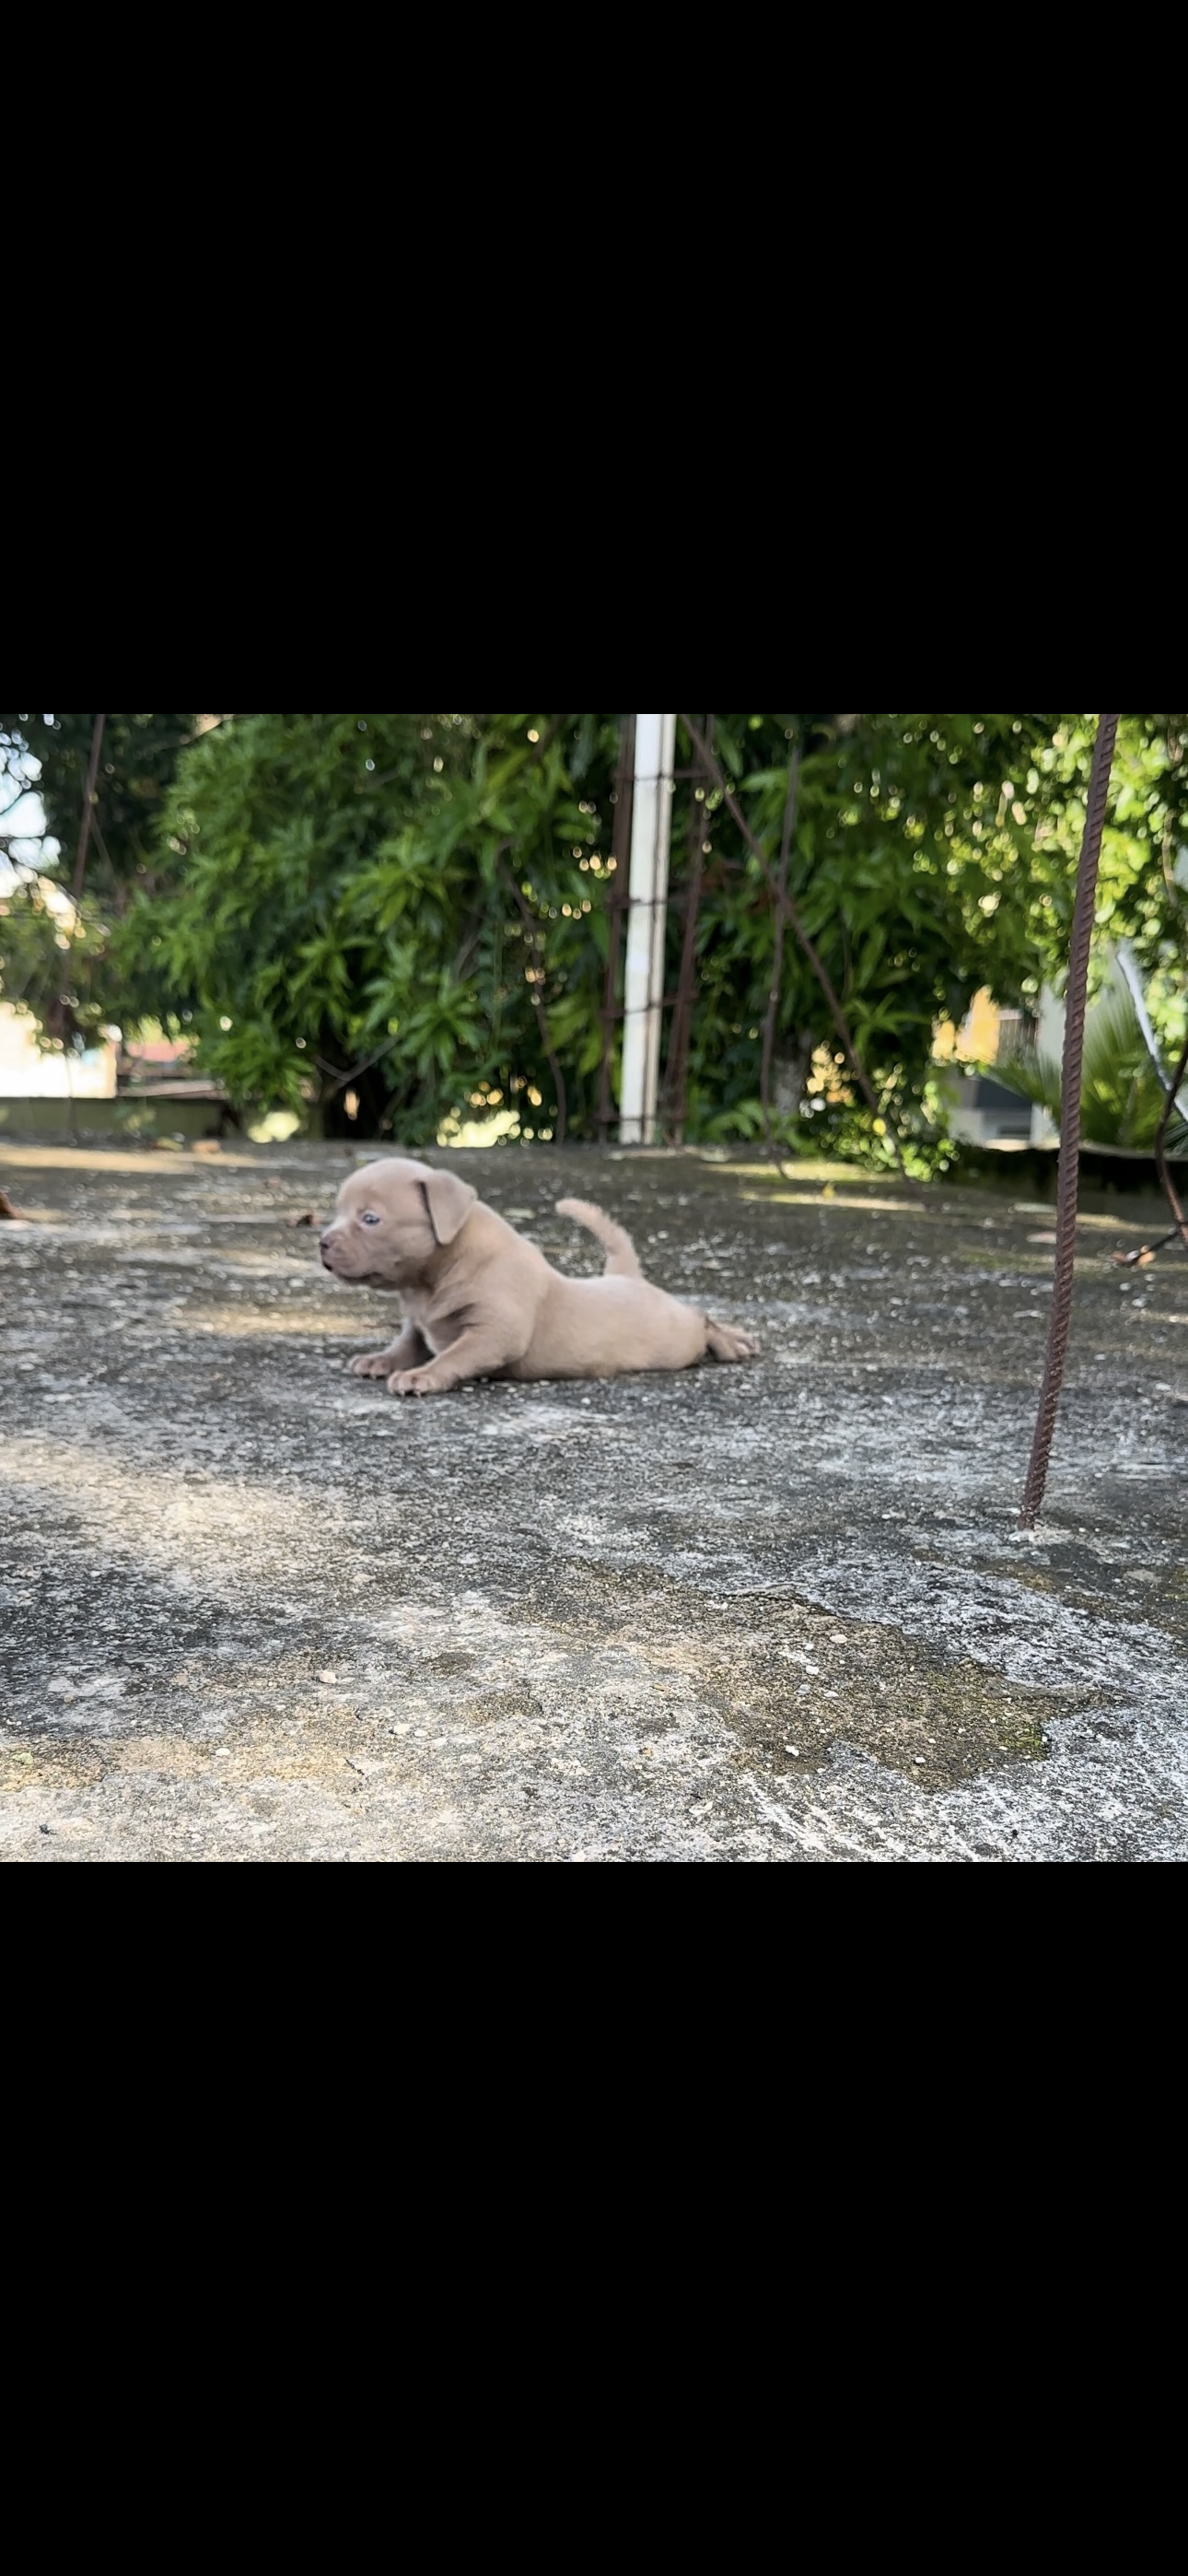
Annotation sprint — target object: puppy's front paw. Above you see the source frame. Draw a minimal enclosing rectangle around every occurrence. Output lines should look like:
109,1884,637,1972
388,1367,447,1398
347,1352,395,1377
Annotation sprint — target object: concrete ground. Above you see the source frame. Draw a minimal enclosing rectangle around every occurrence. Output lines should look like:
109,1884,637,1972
2,1138,1185,1864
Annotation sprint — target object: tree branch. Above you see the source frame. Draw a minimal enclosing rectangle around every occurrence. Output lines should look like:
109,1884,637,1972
315,1035,401,1101
496,852,567,1146
680,711,905,1171
71,714,106,905
760,734,800,1153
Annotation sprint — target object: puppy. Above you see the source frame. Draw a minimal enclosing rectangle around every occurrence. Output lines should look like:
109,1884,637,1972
320,1158,757,1398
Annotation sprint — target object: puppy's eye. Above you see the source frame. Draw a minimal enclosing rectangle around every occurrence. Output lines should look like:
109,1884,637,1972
359,1211,381,1226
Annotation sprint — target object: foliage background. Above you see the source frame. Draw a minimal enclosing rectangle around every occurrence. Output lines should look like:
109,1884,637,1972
3,710,1185,1155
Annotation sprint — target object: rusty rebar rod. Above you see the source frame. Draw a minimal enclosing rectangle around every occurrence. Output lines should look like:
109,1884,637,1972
1019,713,1119,1529
1152,1021,1188,1253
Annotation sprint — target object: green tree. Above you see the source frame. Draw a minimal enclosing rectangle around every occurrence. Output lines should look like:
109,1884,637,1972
114,712,621,1138
6,710,1184,1153
0,710,201,1044
676,711,1188,1153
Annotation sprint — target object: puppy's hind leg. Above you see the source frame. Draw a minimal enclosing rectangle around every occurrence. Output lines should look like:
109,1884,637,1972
705,1316,759,1364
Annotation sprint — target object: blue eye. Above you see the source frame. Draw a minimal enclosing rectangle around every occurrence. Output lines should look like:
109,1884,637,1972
360,1211,381,1226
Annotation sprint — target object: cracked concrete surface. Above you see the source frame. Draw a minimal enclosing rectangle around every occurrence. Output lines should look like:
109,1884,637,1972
2,1139,1185,1862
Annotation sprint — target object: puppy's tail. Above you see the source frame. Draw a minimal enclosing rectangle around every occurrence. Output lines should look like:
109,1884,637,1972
555,1197,642,1278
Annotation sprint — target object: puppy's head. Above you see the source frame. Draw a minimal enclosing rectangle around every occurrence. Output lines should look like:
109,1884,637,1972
320,1159,476,1286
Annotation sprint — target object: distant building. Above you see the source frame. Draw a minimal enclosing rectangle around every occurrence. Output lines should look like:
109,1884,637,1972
933,987,1060,1151
0,1004,117,1097
0,1008,227,1128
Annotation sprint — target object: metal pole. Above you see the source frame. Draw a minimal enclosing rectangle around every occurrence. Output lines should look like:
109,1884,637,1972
619,712,675,1144
1019,713,1119,1528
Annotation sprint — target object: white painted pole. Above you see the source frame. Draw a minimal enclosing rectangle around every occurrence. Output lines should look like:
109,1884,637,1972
618,711,676,1143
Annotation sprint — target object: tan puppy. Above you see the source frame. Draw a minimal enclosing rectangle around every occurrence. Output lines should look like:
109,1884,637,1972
320,1157,757,1397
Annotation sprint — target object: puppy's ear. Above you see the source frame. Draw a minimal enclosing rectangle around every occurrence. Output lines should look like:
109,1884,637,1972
420,1169,477,1245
